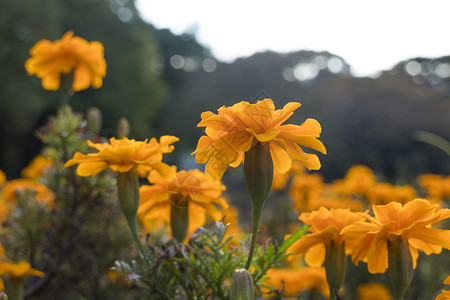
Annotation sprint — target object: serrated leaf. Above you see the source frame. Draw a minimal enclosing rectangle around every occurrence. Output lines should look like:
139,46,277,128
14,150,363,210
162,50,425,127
277,225,310,255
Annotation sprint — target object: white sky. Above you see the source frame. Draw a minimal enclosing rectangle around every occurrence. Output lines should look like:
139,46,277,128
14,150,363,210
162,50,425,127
135,0,450,77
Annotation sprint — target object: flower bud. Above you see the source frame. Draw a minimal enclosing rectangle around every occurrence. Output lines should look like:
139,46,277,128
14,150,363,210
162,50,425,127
117,117,130,138
170,203,189,242
0,292,8,300
86,107,103,135
117,172,140,218
387,236,413,300
243,142,273,205
117,171,144,253
230,269,254,300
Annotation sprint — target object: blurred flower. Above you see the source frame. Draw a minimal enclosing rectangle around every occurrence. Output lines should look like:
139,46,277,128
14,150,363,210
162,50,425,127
193,98,326,180
272,161,305,191
262,267,329,298
65,136,178,178
288,207,363,295
0,201,8,224
357,282,392,300
289,173,324,211
25,31,106,91
342,199,450,274
435,276,450,300
307,195,363,212
1,179,54,206
0,262,44,279
138,167,229,241
0,244,5,260
332,165,377,196
418,174,450,202
0,171,5,186
288,207,363,267
367,183,417,205
21,156,52,180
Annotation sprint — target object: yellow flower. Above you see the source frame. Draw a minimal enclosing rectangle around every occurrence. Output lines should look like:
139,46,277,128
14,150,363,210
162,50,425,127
138,167,229,240
21,156,52,180
0,244,5,260
263,267,329,298
332,165,377,196
272,161,305,190
367,183,417,205
307,195,363,212
435,276,450,300
0,200,8,223
287,207,364,267
342,199,450,274
65,136,179,178
0,262,44,279
289,173,324,211
0,170,5,186
357,282,393,300
193,98,326,180
25,31,106,91
418,174,450,202
1,179,54,206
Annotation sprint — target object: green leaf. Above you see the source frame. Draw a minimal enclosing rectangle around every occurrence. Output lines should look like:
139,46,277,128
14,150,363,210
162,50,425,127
277,225,310,255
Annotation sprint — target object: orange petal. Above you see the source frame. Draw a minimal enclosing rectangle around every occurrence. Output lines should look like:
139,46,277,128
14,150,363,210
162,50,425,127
305,243,326,267
269,142,292,173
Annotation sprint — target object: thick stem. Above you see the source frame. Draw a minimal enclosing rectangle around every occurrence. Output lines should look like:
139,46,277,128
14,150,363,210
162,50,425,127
245,200,265,270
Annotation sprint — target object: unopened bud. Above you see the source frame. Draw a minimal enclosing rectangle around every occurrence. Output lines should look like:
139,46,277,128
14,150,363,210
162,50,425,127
117,117,130,138
230,269,254,300
243,142,273,204
324,240,347,297
388,236,413,300
86,107,103,135
0,291,8,300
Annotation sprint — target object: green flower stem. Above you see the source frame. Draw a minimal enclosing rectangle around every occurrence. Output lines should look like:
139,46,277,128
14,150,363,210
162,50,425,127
7,278,24,300
117,172,145,254
243,142,273,270
245,200,265,270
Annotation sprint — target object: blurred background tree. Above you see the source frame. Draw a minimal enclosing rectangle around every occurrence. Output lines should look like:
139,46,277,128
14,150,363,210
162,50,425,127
1,0,449,183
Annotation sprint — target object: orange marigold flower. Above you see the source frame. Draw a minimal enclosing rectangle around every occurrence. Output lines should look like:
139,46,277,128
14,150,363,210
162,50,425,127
21,155,52,180
435,276,450,300
0,170,5,186
0,200,8,224
25,31,106,91
0,262,44,279
64,136,179,178
138,167,229,240
367,183,417,205
332,165,377,196
287,207,364,267
289,173,324,211
0,244,5,260
1,179,55,206
192,98,326,180
307,195,363,212
262,267,329,298
418,174,450,202
357,282,392,300
342,199,450,274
